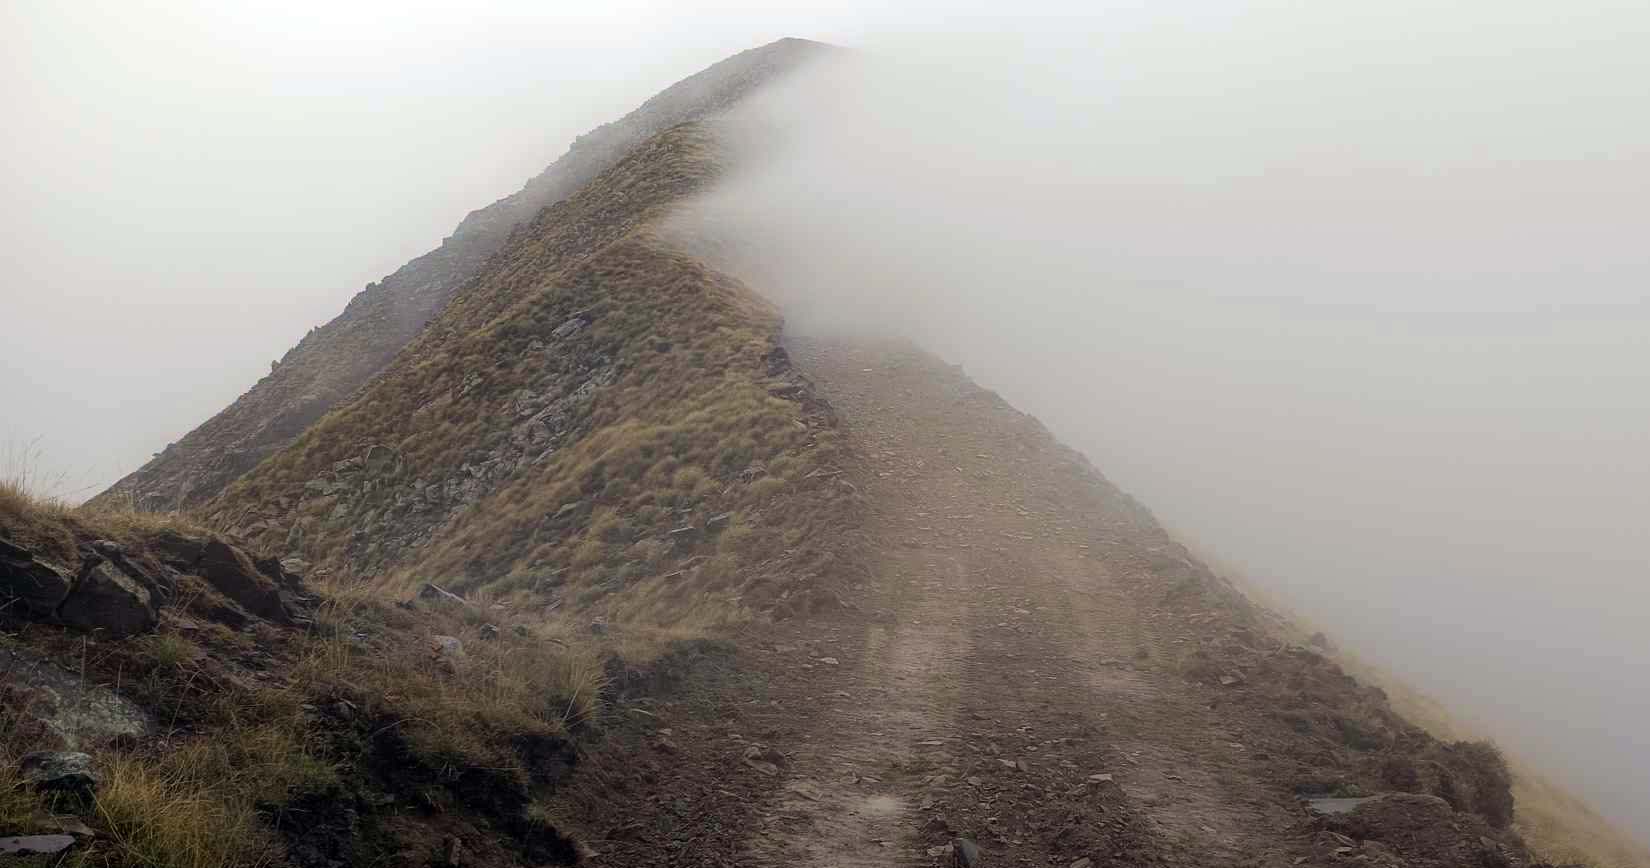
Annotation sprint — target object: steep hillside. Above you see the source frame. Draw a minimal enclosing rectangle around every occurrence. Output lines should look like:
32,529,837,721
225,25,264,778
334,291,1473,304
201,123,857,628
91,37,829,514
2,103,862,868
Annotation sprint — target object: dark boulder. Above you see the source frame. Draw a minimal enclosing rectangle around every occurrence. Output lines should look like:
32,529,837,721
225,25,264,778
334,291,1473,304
83,541,174,605
57,561,157,637
197,540,291,623
19,751,98,797
150,529,208,572
0,537,74,616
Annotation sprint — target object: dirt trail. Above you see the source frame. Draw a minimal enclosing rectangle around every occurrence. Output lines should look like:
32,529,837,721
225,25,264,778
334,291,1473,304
737,338,1305,867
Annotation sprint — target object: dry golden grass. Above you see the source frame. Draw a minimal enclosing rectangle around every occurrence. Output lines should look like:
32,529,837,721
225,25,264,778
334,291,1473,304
86,752,281,868
2,442,217,568
205,135,858,638
295,584,607,777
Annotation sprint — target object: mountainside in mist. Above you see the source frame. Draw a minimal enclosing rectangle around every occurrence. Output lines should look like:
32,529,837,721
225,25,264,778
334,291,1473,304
90,37,829,515
4,37,1643,868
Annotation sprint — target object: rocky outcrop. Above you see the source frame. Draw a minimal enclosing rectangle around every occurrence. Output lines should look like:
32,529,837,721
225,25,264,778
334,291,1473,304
0,537,73,615
56,561,157,638
91,38,831,514
0,530,303,638
197,539,293,623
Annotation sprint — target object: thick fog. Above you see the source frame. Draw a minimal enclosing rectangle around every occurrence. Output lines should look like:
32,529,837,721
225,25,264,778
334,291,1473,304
4,0,1645,841
682,8,1650,836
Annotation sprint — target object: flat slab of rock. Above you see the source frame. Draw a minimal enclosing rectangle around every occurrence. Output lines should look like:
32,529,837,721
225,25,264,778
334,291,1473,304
0,835,76,856
2,645,151,750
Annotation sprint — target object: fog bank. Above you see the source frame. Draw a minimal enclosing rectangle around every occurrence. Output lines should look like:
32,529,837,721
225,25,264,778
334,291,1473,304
683,11,1650,835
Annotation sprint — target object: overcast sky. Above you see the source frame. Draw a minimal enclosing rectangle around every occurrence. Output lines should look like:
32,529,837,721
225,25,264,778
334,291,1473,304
675,1,1650,838
4,0,1647,844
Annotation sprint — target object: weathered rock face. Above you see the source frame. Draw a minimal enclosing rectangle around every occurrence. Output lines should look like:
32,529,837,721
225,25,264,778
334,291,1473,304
90,38,832,514
0,537,73,615
0,644,152,749
0,531,304,638
56,561,157,638
198,539,292,623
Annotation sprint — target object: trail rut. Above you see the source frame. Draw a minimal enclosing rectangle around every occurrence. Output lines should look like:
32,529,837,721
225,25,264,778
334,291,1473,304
736,338,1303,867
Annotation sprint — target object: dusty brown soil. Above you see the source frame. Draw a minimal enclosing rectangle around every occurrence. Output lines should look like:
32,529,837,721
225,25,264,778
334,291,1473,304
548,338,1540,868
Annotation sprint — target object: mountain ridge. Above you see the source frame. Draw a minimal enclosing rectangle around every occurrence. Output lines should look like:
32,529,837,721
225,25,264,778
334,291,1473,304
4,37,1640,868
90,37,832,515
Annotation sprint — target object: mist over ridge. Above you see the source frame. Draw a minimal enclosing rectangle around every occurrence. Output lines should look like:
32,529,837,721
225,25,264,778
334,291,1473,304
679,18,1650,834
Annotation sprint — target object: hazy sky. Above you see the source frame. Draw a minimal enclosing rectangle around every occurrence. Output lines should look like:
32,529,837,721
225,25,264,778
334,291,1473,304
5,0,1647,843
0,0,908,495
677,2,1650,837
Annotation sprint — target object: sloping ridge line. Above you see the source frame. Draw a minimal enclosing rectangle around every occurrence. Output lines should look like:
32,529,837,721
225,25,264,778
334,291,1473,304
90,37,830,513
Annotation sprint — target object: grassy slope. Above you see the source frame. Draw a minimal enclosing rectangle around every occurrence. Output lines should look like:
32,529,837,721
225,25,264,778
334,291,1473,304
206,123,859,633
4,120,863,868
2,476,615,867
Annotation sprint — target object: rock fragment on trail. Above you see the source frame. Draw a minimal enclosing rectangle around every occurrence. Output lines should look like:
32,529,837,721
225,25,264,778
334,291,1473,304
950,836,981,867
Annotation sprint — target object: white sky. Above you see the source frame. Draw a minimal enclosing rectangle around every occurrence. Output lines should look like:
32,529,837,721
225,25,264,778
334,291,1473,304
0,0,905,495
4,0,1648,841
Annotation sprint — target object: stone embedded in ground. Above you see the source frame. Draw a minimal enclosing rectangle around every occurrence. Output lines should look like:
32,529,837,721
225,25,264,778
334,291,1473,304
742,746,784,776
19,751,98,796
0,537,73,615
950,837,981,867
1,645,151,749
57,561,157,637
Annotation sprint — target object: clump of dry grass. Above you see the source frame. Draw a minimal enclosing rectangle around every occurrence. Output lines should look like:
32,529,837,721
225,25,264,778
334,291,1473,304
2,438,217,570
295,585,606,778
88,752,281,868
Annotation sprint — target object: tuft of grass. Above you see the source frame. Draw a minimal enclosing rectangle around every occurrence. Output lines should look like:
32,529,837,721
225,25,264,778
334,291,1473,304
294,588,607,776
144,633,198,669
89,753,280,868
